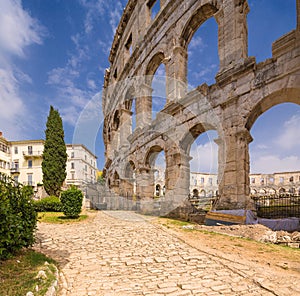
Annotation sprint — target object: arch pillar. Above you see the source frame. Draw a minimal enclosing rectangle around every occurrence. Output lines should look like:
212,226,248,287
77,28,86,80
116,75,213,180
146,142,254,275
216,0,249,71
119,108,132,149
166,46,188,102
165,151,192,204
135,166,154,199
136,83,152,129
217,128,253,210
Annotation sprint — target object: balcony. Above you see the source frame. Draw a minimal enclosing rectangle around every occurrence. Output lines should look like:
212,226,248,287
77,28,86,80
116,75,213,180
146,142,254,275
23,151,43,158
23,181,35,186
10,167,20,174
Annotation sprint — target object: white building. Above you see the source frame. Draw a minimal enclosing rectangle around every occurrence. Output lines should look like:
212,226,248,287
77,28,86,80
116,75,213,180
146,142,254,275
66,144,98,187
0,133,98,197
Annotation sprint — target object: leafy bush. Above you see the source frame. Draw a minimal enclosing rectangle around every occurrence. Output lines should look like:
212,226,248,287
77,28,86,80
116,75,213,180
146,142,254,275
60,186,83,218
0,174,37,260
33,196,63,212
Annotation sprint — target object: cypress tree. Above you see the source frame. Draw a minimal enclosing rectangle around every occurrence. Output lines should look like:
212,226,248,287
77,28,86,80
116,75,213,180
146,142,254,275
42,106,67,197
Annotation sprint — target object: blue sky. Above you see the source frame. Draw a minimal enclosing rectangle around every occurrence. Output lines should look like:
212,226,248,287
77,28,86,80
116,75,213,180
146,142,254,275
0,0,298,174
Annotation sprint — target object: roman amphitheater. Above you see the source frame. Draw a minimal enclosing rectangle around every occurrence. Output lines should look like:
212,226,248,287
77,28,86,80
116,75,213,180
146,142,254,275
102,0,300,212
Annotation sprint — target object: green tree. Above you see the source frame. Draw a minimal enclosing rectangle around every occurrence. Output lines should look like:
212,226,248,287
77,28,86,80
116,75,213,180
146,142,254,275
61,186,83,218
42,106,67,197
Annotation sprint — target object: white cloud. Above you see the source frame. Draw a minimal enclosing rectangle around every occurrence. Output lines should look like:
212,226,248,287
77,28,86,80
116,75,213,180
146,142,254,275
79,0,124,34
0,0,44,57
275,113,300,151
87,79,97,89
0,0,44,139
251,155,300,174
188,36,206,56
109,2,123,33
190,140,218,173
47,67,92,125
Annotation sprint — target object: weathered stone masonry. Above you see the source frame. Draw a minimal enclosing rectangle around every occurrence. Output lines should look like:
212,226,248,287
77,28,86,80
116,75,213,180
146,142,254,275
102,0,300,210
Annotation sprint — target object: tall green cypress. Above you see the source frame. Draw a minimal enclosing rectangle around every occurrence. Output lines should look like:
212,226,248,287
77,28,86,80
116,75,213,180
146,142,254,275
42,106,67,197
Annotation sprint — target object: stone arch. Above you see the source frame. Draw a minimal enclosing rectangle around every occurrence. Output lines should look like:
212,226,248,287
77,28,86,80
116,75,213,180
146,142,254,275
145,145,164,167
268,188,276,195
279,187,286,194
180,3,219,49
113,110,120,130
145,51,166,85
193,188,199,197
124,160,136,179
124,86,136,110
200,189,206,197
155,184,161,196
245,88,300,131
180,122,217,154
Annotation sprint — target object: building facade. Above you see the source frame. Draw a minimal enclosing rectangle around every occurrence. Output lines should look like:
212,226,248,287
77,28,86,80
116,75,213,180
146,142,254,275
66,144,98,187
0,133,98,197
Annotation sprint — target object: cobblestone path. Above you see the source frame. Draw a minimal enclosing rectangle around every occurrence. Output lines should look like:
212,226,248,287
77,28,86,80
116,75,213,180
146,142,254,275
34,211,300,296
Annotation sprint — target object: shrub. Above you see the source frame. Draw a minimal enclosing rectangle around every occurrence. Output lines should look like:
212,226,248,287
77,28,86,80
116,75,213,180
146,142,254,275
60,186,83,218
33,196,63,212
0,174,37,260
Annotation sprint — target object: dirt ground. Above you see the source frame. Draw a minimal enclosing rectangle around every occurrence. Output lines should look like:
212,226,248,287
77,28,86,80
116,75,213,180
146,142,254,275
154,218,300,276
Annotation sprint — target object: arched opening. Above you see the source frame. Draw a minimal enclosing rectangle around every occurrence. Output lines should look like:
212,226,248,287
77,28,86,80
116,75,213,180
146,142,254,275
124,161,136,197
113,110,120,131
125,87,136,133
145,52,167,123
247,1,296,62
187,17,219,89
151,63,166,120
182,125,219,204
155,184,161,197
192,188,199,198
147,0,160,20
249,103,300,177
279,188,286,194
146,146,166,198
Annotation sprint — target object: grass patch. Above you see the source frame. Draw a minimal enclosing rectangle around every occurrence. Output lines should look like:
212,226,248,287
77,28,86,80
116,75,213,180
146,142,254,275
38,212,88,223
159,217,193,227
0,249,57,296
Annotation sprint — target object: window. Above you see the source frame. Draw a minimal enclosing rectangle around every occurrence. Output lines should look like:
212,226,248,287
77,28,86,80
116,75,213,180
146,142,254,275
71,173,75,180
200,177,204,184
28,160,32,168
14,175,18,184
71,162,75,170
71,152,74,158
85,165,87,172
289,176,294,182
147,0,160,20
194,179,197,186
27,174,33,186
13,161,19,170
85,155,87,161
208,178,213,185
125,33,133,56
279,177,284,183
260,178,264,185
28,146,33,155
269,177,274,184
113,68,118,79
251,178,255,184
14,146,18,154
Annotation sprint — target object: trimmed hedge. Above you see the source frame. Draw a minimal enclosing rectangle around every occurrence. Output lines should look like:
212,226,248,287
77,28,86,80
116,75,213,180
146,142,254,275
61,186,83,218
0,174,37,260
33,196,63,212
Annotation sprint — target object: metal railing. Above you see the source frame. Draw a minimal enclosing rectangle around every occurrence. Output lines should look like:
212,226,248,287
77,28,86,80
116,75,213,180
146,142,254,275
251,194,300,219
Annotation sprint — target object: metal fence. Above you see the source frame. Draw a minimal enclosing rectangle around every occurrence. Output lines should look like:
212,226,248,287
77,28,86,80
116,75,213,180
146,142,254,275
251,194,300,219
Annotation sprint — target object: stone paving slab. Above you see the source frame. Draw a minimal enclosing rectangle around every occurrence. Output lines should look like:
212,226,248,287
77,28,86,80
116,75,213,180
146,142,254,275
34,211,300,295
